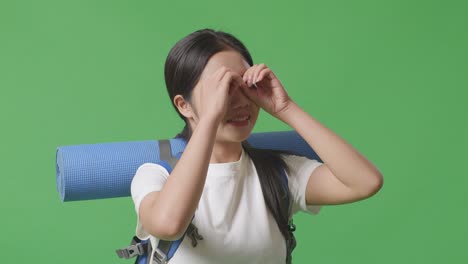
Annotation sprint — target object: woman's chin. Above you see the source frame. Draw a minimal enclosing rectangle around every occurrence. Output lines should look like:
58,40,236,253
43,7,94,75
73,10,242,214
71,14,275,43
219,126,254,143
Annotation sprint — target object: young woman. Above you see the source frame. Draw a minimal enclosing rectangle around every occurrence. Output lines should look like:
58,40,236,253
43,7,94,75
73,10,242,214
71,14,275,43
131,28,384,264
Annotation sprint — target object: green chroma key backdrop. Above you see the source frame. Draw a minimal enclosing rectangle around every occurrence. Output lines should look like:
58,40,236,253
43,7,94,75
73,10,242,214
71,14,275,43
0,0,466,263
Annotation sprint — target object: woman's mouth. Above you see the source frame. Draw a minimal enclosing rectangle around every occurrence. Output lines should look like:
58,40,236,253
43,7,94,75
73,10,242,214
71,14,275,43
226,114,251,127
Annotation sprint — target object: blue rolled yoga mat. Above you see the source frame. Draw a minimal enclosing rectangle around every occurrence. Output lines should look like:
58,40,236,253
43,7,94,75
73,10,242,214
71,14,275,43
55,130,322,202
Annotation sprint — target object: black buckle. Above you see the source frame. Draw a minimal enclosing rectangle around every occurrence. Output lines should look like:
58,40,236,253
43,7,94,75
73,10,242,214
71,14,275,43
289,223,296,232
288,219,296,232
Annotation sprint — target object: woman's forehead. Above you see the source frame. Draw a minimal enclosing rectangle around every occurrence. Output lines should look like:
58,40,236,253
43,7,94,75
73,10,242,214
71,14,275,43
201,50,250,78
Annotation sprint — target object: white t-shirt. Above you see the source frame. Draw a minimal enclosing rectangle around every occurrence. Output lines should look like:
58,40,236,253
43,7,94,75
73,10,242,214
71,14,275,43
130,147,323,264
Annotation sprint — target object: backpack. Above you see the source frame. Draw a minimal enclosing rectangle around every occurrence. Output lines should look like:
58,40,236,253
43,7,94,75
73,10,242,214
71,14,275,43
116,139,297,264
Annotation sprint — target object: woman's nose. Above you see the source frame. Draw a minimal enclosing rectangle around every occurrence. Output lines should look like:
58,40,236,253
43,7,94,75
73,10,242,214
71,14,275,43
229,84,249,108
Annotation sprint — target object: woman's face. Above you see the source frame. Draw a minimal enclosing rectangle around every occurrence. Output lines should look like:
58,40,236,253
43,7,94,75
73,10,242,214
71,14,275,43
189,50,260,143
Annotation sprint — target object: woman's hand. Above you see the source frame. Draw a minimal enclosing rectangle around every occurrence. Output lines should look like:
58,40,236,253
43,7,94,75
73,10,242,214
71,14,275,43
196,66,247,124
241,63,293,117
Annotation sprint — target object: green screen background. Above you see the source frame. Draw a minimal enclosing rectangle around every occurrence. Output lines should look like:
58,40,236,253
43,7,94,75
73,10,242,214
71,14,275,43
1,0,466,263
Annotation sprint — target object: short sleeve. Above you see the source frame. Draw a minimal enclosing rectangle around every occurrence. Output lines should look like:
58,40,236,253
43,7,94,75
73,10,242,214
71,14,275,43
281,154,324,216
130,162,169,239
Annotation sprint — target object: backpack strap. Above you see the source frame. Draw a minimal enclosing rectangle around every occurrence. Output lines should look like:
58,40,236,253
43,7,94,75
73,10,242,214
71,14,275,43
116,139,204,263
147,140,203,263
278,166,297,264
242,141,297,264
158,139,179,168
148,218,204,264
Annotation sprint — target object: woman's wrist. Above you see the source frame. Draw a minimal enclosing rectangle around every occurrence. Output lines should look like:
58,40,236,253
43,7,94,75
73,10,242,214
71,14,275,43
274,100,301,123
196,116,220,133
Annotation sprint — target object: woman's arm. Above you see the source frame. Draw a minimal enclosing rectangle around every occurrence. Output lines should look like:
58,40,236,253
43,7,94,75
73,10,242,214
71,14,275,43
141,66,247,240
241,63,383,205
276,101,384,205
139,118,218,241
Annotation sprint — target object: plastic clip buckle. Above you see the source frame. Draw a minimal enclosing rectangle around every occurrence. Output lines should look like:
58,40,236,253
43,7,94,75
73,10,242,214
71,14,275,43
152,247,168,264
121,243,144,258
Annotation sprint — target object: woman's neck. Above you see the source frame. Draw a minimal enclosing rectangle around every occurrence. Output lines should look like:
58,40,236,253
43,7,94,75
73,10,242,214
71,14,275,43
209,141,243,163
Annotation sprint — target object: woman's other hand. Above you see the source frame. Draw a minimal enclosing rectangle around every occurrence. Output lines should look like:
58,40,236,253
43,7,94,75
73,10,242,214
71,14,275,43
241,63,292,117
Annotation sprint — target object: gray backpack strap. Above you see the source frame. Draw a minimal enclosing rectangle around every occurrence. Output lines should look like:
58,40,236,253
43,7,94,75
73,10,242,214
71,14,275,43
146,139,203,264
158,140,179,168
145,140,175,264
150,240,170,264
149,223,204,264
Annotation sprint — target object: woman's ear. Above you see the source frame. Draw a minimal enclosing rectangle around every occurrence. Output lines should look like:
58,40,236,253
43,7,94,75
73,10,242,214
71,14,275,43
174,95,195,119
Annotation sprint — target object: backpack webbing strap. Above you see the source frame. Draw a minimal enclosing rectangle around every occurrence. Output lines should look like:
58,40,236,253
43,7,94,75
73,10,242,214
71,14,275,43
148,221,205,263
151,240,169,264
158,139,204,248
242,141,297,264
149,139,178,264
280,167,297,264
158,140,179,168
146,140,203,264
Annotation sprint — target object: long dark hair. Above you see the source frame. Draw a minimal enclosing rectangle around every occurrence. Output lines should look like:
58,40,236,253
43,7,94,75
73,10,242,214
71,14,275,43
164,28,295,262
